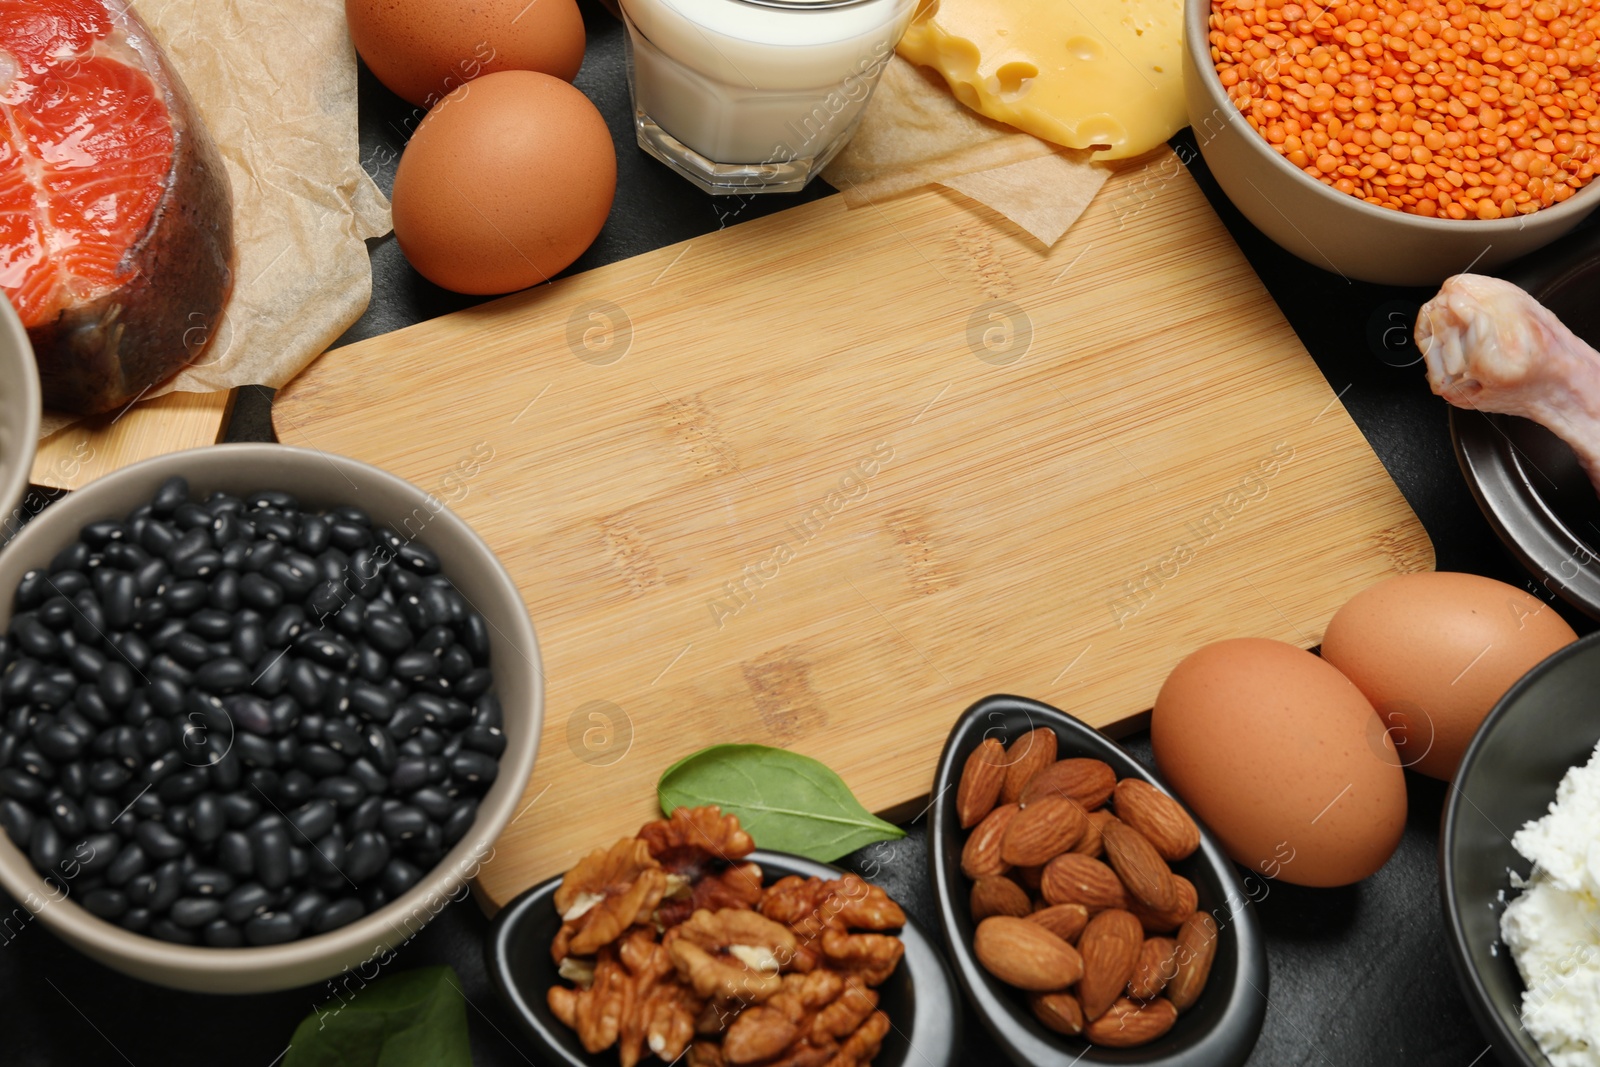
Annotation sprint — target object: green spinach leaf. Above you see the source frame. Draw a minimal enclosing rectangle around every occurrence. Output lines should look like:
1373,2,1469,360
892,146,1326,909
283,965,472,1067
658,744,904,862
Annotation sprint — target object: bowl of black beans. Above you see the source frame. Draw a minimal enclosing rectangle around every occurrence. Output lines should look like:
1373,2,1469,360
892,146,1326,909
0,444,542,992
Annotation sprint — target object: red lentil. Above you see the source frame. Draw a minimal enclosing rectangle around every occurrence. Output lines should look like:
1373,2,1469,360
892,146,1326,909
1210,0,1600,217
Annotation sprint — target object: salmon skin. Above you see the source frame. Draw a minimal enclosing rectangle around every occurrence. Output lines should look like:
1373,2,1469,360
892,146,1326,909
0,0,233,415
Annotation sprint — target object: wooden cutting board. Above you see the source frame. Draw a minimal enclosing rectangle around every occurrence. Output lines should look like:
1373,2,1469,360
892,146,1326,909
274,149,1434,907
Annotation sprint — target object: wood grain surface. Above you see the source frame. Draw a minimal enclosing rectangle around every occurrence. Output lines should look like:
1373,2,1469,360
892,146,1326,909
273,148,1434,907
31,391,233,491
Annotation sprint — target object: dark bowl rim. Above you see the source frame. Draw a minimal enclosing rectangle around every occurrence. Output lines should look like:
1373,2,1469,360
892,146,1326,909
1438,629,1600,1067
1181,0,1600,232
928,693,1269,1067
486,847,962,1067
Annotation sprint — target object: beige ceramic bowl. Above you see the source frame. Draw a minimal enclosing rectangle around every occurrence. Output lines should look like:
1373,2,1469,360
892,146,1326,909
0,299,42,524
0,444,543,992
1183,1,1600,287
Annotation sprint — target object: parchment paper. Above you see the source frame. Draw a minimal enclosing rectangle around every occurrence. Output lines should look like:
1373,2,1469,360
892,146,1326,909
824,57,1112,248
39,0,393,437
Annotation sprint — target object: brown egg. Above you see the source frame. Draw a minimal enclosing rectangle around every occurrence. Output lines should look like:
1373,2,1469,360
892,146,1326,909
1152,638,1406,887
391,71,616,295
1320,572,1577,782
346,0,585,108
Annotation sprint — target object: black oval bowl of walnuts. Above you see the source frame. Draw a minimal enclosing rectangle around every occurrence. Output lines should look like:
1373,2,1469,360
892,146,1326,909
488,806,960,1067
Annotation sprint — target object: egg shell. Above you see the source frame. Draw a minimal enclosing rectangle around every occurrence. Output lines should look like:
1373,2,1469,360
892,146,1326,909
346,0,586,108
1320,571,1577,782
1152,638,1407,888
391,71,617,295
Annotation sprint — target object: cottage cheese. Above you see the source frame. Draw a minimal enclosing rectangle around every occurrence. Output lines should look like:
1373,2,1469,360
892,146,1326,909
1501,739,1600,1067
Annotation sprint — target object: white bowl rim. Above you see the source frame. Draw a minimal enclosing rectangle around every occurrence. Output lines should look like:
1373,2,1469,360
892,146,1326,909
0,299,42,522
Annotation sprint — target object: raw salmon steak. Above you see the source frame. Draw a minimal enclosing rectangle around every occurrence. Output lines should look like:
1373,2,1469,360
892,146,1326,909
0,0,233,415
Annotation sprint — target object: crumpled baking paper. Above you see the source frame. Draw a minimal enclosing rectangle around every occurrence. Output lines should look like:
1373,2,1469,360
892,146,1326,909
37,0,393,438
823,57,1113,247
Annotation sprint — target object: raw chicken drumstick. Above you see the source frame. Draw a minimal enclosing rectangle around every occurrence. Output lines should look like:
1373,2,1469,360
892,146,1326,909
1415,273,1600,497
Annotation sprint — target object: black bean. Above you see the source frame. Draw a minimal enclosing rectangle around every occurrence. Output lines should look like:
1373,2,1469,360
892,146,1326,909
151,476,189,515
65,641,107,683
287,845,310,882
217,832,254,878
169,896,223,928
0,768,46,802
315,775,366,808
163,631,212,668
233,732,276,768
106,843,147,886
209,750,242,792
202,919,243,947
56,758,87,798
0,731,15,771
1,661,39,704
117,906,151,933
296,712,326,742
442,800,477,847
389,759,430,793
253,825,292,890
244,910,301,945
340,757,382,796
84,795,119,832
28,678,70,711
161,578,207,616
51,540,91,574
236,572,283,612
218,691,272,738
286,889,327,930
380,858,424,898
417,625,452,660
296,632,356,673
344,830,389,882
252,651,289,696
15,616,59,658
157,768,207,805
379,805,427,843
194,657,250,693
287,799,337,842
393,651,439,683
132,558,168,599
231,619,264,668
180,793,222,844
279,769,315,806
166,527,209,567
408,787,452,822
314,897,364,934
146,860,183,914
179,869,233,899
473,694,503,730
35,723,85,762
14,568,53,608
175,502,215,531
98,572,137,631
287,658,324,708
82,886,130,921
307,580,345,620
327,519,371,551
462,724,507,758
187,609,234,641
46,791,84,836
150,918,199,945
346,682,394,724
130,790,163,820
133,820,185,860
347,549,385,597
457,612,491,664
362,612,412,657
410,729,445,757
262,558,315,599
72,831,120,877
359,725,398,775
439,645,473,682
0,798,35,847
138,719,174,759
223,882,272,923
319,719,361,756
347,796,384,835
267,695,300,735
331,600,365,642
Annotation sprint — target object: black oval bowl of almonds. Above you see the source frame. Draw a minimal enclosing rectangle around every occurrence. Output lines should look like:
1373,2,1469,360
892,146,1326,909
488,806,960,1067
929,695,1268,1066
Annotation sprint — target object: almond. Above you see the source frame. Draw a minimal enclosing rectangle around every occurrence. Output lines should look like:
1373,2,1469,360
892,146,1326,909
1130,874,1198,934
1168,911,1218,1012
1113,779,1201,861
1027,903,1090,943
1001,795,1088,867
1040,853,1128,912
1101,821,1177,913
957,738,1008,829
961,803,1018,879
1084,997,1179,1047
1029,992,1084,1036
1071,809,1115,858
1021,757,1116,810
1076,908,1144,1021
1127,936,1179,1000
971,876,1032,922
973,916,1083,992
1000,727,1058,805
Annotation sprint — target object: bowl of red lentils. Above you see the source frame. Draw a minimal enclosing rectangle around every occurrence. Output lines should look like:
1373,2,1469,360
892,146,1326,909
1184,0,1600,285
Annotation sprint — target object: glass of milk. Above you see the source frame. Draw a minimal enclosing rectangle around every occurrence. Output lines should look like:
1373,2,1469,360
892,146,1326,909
619,0,917,194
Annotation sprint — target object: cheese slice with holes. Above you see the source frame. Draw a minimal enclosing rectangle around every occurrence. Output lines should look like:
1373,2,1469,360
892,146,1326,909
896,0,1185,160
